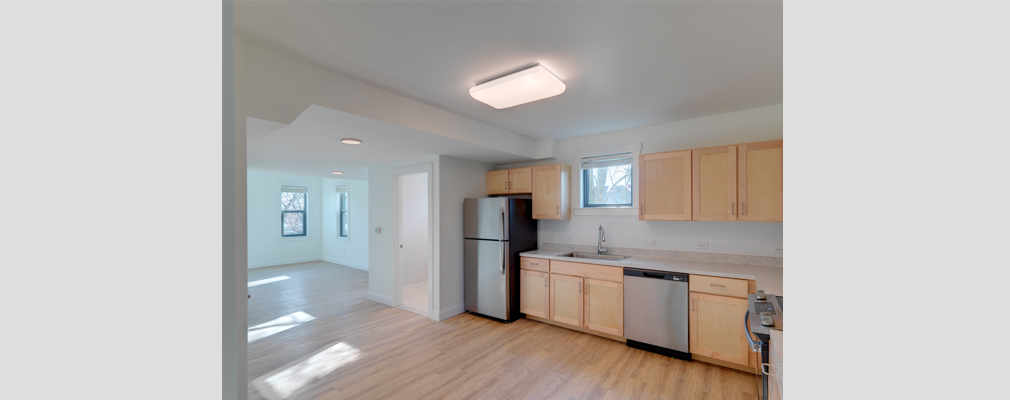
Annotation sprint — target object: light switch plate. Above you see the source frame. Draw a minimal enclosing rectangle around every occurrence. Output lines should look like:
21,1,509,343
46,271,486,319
773,245,783,254
645,240,656,246
695,242,709,250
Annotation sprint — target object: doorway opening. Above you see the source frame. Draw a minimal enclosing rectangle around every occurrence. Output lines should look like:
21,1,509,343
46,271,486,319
395,168,433,318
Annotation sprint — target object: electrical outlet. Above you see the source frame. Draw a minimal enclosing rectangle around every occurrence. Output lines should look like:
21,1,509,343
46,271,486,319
645,240,656,246
773,245,783,254
695,242,709,250
548,235,556,241
564,236,572,242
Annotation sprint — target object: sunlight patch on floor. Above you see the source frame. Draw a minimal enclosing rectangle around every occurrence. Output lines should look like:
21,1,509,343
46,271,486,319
248,275,291,287
248,311,316,343
252,341,361,400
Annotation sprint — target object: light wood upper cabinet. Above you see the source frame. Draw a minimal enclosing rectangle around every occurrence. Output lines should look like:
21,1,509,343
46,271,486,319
689,292,751,366
738,140,783,222
486,170,509,195
486,167,531,195
520,269,549,319
584,278,624,337
693,146,738,221
549,273,583,327
639,150,692,221
532,164,571,220
508,167,532,194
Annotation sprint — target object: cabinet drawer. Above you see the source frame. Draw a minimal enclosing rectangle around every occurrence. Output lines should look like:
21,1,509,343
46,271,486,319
689,275,749,298
550,260,623,282
520,257,549,272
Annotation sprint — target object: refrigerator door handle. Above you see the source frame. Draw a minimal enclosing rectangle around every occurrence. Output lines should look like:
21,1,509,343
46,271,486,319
500,206,505,241
500,242,506,274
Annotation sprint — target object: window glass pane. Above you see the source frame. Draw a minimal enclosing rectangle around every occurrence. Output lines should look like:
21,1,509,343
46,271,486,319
282,212,305,235
281,191,305,211
339,211,349,237
583,155,633,207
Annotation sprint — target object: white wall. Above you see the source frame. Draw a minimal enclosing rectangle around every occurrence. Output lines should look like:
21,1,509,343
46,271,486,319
501,105,784,257
247,172,323,268
438,155,496,320
368,156,440,308
399,173,429,286
321,179,370,270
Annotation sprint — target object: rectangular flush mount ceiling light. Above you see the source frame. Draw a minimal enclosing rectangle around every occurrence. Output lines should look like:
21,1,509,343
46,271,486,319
469,64,566,109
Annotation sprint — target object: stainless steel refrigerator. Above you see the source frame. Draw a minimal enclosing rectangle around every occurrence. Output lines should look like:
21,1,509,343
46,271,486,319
464,198,537,322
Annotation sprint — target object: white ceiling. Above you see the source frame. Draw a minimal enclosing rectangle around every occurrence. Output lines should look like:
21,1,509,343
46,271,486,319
247,105,527,180
235,1,782,141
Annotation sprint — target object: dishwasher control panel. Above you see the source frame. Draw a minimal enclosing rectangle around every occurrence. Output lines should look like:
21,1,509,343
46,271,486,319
624,268,689,282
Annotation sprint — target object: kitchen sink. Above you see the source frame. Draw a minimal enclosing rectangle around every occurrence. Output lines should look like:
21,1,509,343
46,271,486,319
557,252,629,261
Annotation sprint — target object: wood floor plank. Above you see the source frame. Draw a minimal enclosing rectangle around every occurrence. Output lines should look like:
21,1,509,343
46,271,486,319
247,261,759,399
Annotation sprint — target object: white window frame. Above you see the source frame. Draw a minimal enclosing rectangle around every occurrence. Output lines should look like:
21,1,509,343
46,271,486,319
336,184,350,242
278,183,311,240
572,143,641,217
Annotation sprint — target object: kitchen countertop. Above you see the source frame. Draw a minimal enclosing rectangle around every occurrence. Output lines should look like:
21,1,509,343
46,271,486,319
520,249,784,296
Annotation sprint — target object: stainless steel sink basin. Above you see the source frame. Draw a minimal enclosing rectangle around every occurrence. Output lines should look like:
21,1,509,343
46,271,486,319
557,252,629,261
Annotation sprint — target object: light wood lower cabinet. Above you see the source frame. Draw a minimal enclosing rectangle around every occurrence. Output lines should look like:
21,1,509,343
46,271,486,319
521,258,624,341
689,292,751,366
549,273,584,327
520,269,549,319
584,278,624,337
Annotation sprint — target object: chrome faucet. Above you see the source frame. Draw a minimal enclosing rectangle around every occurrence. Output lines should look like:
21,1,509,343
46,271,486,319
598,225,608,254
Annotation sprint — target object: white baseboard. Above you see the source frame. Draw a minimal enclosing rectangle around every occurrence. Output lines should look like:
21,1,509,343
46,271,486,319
320,256,369,271
247,257,320,269
367,291,393,306
439,303,465,321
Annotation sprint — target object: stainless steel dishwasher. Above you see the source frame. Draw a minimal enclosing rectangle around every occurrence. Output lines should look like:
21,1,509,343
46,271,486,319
624,268,691,360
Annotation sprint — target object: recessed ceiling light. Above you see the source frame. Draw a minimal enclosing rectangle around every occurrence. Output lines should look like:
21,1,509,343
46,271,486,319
469,64,566,109
341,138,362,145
332,171,344,175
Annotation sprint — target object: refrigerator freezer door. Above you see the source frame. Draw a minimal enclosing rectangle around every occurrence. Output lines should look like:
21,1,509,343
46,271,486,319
464,238,509,320
464,198,509,241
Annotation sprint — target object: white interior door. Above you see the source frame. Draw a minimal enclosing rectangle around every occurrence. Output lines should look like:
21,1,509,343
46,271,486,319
396,172,430,318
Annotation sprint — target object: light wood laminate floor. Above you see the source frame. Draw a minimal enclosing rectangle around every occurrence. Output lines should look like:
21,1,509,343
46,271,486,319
248,261,760,400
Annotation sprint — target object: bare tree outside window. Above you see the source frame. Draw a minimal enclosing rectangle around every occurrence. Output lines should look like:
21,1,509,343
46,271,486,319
582,153,633,207
281,187,307,236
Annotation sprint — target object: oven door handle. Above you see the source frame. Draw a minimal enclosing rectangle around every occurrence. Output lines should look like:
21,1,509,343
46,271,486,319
744,310,761,352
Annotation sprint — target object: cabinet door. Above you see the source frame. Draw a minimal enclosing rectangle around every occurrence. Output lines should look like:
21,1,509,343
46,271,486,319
639,150,692,220
520,269,549,319
487,170,509,195
549,273,583,327
692,146,737,221
509,167,532,194
738,140,783,222
689,292,751,366
532,164,564,219
584,278,623,337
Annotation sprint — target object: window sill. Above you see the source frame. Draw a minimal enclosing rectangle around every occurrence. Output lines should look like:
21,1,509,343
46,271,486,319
335,237,350,243
572,207,639,217
277,235,313,242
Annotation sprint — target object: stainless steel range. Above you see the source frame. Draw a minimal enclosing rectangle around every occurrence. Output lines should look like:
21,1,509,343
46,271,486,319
746,290,783,400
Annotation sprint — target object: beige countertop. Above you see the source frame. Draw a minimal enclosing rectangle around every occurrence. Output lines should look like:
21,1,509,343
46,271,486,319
520,249,784,296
